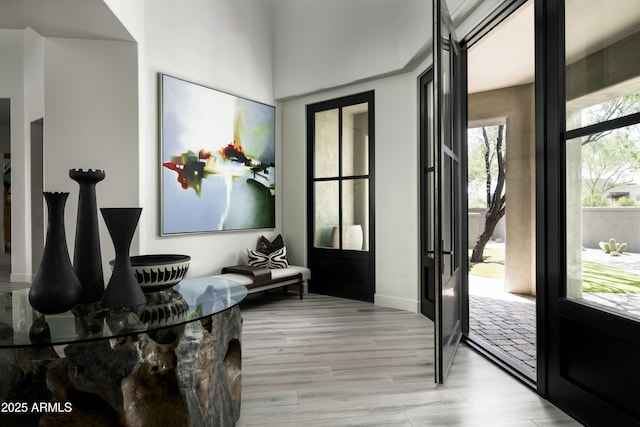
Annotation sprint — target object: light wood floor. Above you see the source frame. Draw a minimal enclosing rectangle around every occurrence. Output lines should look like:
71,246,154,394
237,292,581,427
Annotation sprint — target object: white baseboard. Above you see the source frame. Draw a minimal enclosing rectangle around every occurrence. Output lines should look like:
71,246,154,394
11,273,33,283
374,294,420,313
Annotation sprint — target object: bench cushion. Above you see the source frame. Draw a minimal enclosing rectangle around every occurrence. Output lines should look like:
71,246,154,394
214,265,310,299
271,265,311,282
221,265,271,281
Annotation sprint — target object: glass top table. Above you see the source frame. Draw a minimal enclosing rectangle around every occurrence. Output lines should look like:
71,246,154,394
0,276,247,348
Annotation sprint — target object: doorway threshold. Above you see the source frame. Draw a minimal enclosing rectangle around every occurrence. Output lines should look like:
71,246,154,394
465,334,536,386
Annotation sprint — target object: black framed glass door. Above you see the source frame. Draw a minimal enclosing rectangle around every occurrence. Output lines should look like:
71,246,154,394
433,0,464,384
538,0,640,423
307,91,375,302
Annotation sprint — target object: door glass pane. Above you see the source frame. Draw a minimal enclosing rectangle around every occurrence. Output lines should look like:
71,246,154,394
566,123,640,320
314,109,339,178
427,171,435,253
442,157,452,281
342,103,369,176
314,181,339,249
427,81,435,169
442,37,453,150
453,157,459,270
565,0,640,131
341,179,368,251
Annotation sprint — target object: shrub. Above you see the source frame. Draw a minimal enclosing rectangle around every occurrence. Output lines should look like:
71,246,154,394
583,194,611,206
616,197,637,206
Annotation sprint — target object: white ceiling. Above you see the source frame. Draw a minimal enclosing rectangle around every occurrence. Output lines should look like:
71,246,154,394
0,0,133,40
467,1,534,94
468,0,640,94
0,0,134,126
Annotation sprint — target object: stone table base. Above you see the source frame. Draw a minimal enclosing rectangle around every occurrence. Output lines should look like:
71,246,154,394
0,306,242,427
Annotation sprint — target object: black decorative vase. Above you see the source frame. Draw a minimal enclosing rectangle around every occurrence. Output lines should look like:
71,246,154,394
69,168,106,303
100,207,145,309
29,192,83,314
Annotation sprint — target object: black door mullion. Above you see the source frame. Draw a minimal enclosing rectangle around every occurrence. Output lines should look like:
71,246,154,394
338,106,343,250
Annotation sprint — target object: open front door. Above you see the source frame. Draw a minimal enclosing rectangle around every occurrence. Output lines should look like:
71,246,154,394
433,0,464,384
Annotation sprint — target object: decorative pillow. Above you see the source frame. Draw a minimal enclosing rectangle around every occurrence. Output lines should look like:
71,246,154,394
268,247,289,269
247,246,289,269
247,249,270,268
256,234,284,254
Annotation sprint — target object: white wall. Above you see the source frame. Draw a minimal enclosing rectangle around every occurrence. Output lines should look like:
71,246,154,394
103,0,144,42
138,0,277,278
2,0,277,283
24,28,44,124
0,26,138,283
22,28,44,280
272,0,431,100
281,62,427,312
43,37,139,276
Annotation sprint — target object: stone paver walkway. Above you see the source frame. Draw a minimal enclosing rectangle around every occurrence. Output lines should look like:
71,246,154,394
469,247,640,381
468,276,537,379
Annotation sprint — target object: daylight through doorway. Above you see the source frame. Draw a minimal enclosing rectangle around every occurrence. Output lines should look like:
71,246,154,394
466,0,536,382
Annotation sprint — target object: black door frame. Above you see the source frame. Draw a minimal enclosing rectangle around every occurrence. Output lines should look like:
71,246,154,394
306,91,376,302
537,0,640,424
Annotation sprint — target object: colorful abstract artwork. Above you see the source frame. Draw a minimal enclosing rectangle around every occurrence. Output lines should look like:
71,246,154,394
160,74,275,234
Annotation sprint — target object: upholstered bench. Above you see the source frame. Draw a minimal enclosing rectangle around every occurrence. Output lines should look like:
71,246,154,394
212,234,310,299
214,264,310,299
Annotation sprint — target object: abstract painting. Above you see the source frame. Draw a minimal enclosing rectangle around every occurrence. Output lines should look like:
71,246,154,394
160,74,275,234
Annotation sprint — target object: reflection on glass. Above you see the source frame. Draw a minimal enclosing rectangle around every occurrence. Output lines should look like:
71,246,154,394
438,16,455,153
442,157,452,281
314,181,339,248
427,81,435,169
340,179,369,251
314,109,339,178
342,103,369,176
565,0,640,131
427,171,435,253
566,124,640,320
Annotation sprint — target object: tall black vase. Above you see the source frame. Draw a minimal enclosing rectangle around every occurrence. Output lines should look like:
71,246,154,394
69,168,106,303
100,207,145,309
29,192,83,314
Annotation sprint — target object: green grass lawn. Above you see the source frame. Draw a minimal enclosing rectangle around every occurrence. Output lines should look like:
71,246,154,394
468,247,505,279
468,247,640,293
582,261,640,294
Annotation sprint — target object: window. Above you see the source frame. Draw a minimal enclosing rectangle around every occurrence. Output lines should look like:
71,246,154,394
312,101,370,251
564,0,640,319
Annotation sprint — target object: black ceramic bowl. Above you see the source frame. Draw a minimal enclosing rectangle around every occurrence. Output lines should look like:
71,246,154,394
128,254,191,292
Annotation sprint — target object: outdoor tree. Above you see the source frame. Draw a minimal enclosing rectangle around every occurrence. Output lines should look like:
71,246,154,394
580,93,640,206
581,134,640,205
469,125,506,263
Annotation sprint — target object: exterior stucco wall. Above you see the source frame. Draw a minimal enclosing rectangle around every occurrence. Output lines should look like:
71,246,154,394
468,83,535,294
